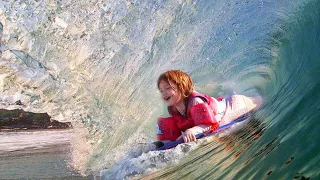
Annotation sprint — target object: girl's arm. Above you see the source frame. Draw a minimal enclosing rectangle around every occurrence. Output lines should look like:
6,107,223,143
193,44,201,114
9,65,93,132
181,97,220,142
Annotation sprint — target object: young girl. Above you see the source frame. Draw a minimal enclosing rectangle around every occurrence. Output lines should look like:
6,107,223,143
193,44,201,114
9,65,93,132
154,70,262,148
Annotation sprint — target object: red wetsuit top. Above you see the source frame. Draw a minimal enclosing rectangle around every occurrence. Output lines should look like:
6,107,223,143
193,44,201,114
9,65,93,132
157,91,223,141
168,91,221,131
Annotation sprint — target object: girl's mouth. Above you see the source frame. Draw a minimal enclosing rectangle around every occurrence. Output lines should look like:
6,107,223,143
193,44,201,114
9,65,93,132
164,96,171,101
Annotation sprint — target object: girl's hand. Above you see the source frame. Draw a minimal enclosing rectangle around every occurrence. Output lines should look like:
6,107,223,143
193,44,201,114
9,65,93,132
180,125,211,143
183,129,197,143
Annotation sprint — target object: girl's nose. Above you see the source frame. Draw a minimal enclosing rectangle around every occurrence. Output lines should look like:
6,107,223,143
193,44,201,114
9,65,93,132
162,92,167,99
161,91,166,96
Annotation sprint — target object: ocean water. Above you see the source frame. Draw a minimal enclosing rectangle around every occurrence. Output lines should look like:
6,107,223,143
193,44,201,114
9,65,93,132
0,130,90,179
0,0,320,179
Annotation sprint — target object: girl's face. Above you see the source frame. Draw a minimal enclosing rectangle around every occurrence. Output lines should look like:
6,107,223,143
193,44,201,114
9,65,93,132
158,80,182,106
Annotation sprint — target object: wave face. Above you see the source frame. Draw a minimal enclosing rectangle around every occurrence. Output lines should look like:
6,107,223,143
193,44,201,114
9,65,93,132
1,0,319,179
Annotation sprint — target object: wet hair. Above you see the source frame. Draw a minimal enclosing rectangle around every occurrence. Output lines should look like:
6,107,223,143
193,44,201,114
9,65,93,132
157,70,194,98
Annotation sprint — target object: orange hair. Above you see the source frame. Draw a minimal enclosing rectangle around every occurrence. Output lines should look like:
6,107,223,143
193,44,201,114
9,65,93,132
157,70,194,98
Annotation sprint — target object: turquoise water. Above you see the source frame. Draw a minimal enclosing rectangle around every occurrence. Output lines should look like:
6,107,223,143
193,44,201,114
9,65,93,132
102,0,320,179
0,0,320,179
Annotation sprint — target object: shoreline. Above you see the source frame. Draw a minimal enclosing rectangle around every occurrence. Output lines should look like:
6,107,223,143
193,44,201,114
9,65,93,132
0,127,72,133
0,128,73,153
0,109,73,132
0,142,71,157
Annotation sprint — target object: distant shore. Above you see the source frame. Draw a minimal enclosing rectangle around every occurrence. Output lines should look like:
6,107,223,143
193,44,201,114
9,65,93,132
0,109,72,132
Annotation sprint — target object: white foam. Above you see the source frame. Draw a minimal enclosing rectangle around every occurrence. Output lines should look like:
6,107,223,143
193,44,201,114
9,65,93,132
0,130,72,152
100,142,198,180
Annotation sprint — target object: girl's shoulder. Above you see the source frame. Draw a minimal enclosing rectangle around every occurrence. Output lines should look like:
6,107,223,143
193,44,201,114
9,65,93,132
190,97,205,106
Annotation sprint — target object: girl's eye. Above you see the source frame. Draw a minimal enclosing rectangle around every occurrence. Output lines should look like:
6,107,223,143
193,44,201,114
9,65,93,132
159,86,171,93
